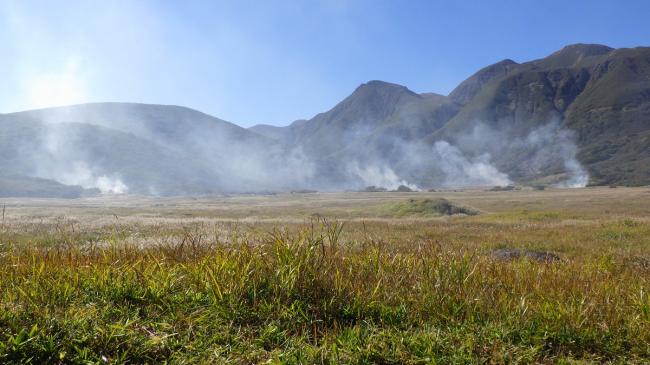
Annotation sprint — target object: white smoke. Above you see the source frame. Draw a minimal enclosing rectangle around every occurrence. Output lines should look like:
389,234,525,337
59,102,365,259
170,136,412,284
2,90,590,195
56,162,128,194
557,159,589,188
25,112,589,194
349,163,420,191
521,122,589,188
432,141,511,187
35,121,130,194
343,120,587,190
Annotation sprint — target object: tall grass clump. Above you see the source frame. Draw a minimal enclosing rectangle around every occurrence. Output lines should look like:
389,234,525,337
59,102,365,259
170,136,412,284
0,218,648,363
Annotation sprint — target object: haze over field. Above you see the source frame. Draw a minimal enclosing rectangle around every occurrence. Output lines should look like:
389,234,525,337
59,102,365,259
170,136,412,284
1,1,649,196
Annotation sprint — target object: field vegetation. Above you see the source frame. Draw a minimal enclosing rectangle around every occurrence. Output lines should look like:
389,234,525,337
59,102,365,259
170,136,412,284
0,187,649,363
381,198,479,217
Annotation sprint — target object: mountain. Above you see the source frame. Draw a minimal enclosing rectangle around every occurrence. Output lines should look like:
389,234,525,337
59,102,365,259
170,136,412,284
426,44,650,185
253,81,459,156
448,59,520,104
252,44,649,187
13,103,266,150
0,103,309,195
0,113,222,195
250,81,462,188
1,43,649,197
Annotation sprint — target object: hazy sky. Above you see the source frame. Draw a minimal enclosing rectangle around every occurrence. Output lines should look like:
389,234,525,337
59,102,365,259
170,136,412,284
1,0,648,127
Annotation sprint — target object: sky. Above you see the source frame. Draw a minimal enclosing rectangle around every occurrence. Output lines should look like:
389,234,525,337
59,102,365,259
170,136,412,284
1,0,649,127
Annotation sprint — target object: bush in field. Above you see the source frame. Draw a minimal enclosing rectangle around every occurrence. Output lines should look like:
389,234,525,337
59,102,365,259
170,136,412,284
394,185,413,192
384,198,479,217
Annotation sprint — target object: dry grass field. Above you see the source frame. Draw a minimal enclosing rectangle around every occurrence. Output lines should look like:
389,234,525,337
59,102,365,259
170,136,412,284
1,187,650,363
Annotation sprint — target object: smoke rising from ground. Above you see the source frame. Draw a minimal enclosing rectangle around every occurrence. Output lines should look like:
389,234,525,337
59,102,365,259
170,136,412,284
34,122,130,194
516,121,589,188
13,104,319,195
55,162,128,194
349,163,420,191
431,141,511,187
345,120,588,190
3,103,589,195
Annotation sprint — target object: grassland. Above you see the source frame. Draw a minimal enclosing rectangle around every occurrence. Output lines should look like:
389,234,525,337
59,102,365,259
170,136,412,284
1,187,650,363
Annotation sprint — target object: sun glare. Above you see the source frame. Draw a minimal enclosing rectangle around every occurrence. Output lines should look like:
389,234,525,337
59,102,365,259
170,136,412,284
20,59,87,109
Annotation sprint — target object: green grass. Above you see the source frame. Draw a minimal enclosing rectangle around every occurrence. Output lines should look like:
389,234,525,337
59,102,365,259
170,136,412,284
381,198,479,217
1,215,649,364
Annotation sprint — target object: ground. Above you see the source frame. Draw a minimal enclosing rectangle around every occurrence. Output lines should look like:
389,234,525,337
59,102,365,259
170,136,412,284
0,187,649,363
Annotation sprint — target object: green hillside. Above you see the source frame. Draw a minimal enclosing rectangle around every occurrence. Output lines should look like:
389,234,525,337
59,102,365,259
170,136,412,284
429,44,650,185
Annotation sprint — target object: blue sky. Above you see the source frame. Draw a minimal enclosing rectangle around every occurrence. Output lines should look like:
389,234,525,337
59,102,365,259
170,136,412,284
1,0,649,127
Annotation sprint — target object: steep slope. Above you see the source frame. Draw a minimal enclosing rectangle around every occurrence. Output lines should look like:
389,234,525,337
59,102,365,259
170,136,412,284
449,59,519,105
252,44,649,188
563,47,650,185
427,44,650,185
436,44,611,137
252,80,459,159
249,81,462,189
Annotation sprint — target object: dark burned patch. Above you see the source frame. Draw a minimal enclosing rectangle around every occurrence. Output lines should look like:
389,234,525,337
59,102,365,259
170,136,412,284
492,248,562,263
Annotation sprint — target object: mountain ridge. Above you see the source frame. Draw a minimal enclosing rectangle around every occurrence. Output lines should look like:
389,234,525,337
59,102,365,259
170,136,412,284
2,43,649,196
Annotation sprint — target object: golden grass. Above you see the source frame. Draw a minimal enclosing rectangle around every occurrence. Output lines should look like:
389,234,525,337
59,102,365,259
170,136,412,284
0,187,649,363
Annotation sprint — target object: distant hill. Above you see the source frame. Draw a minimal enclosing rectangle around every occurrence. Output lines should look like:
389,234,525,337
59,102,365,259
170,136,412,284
0,175,95,198
0,103,313,195
1,43,648,197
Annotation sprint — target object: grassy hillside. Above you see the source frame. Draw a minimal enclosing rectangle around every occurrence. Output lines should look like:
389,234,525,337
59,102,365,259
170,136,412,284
250,44,650,188
564,47,650,185
429,44,650,185
252,81,459,160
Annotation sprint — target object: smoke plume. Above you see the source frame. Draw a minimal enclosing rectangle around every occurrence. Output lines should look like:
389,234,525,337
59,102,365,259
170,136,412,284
1,102,589,196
